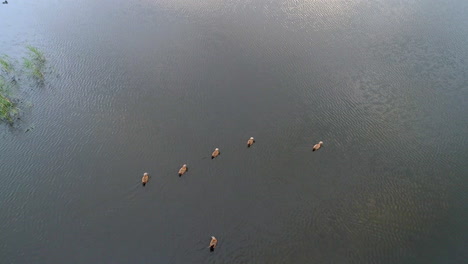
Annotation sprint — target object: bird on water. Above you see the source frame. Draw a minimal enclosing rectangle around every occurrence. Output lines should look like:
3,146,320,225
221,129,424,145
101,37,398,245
178,164,188,176
141,172,149,186
211,148,220,159
209,236,218,251
247,137,255,147
312,141,323,151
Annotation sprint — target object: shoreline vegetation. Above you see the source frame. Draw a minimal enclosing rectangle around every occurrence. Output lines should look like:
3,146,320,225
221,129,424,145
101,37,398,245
0,46,46,125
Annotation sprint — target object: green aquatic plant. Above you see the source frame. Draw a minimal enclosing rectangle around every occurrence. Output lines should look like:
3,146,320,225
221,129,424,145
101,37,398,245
0,57,19,125
26,46,46,64
0,90,17,124
24,58,44,80
0,75,19,124
0,55,14,74
23,45,46,80
0,57,20,125
0,45,47,125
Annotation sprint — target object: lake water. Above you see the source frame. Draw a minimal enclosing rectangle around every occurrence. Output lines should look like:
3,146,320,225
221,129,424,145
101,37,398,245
1,0,467,263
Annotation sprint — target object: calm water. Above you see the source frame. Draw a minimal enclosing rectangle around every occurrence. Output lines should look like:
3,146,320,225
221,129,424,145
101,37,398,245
1,0,467,263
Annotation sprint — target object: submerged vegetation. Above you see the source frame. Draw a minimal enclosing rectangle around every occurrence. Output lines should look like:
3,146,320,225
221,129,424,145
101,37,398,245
24,46,46,80
0,46,46,125
0,57,14,123
0,91,17,124
0,74,18,124
0,55,15,75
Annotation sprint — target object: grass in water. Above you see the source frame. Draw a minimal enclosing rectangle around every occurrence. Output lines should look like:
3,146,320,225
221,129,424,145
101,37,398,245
0,56,19,125
27,46,46,64
0,46,46,125
23,45,46,80
0,55,14,74
0,77,18,124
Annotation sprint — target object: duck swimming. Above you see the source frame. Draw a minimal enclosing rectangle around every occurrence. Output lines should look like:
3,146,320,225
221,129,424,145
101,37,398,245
178,164,188,176
141,172,149,186
247,137,255,147
211,148,220,159
209,236,218,251
312,141,323,151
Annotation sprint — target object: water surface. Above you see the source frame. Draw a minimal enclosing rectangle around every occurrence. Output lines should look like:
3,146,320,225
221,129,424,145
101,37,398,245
1,0,467,263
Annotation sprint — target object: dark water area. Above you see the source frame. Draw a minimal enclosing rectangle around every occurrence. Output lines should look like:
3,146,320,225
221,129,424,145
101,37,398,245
1,0,467,263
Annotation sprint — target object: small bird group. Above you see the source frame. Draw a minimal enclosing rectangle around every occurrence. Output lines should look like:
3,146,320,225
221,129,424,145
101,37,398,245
139,137,323,251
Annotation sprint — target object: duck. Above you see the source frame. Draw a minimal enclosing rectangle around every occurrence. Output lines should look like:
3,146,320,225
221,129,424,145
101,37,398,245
247,137,255,147
209,236,218,251
211,148,220,159
2,1,8,4
141,172,149,186
312,141,323,151
178,164,188,176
